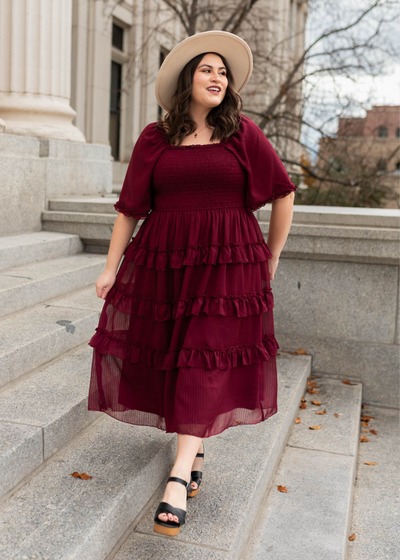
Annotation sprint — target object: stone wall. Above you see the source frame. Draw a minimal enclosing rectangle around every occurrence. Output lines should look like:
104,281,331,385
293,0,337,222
0,133,111,235
257,205,400,408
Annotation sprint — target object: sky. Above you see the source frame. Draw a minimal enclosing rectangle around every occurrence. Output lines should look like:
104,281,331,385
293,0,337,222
301,0,400,160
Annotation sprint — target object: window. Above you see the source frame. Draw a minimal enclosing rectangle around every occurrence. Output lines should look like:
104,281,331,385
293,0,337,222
378,126,388,137
112,23,124,51
396,127,400,138
109,61,122,160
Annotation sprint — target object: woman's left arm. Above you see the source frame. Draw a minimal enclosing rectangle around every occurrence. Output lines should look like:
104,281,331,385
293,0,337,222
267,192,295,281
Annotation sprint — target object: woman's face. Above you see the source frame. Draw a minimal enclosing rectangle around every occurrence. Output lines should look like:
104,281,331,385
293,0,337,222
190,53,228,110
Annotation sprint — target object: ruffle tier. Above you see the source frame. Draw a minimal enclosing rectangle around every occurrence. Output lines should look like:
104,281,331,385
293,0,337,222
124,240,271,270
106,283,274,321
89,328,279,370
124,206,272,271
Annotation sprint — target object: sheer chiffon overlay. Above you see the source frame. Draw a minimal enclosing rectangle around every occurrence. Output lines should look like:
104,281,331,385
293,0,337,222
87,115,297,438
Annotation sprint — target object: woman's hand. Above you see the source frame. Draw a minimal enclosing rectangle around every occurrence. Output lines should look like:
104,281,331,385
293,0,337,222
95,269,117,299
268,255,279,282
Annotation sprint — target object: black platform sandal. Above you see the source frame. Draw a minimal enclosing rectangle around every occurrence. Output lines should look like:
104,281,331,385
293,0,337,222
153,476,191,536
187,441,205,499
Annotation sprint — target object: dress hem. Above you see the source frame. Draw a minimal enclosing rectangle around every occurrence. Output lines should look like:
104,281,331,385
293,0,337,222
87,406,279,439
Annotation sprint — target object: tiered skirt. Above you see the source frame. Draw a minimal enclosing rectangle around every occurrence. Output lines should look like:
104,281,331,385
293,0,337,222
87,206,279,438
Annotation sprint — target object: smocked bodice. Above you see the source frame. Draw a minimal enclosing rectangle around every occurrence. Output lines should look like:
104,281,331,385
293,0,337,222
152,143,247,211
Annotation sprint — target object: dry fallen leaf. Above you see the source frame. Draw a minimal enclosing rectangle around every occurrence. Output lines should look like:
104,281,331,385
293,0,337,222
334,413,339,418
294,416,301,424
309,424,322,430
307,388,319,394
70,471,92,480
300,402,307,409
277,485,288,492
349,533,356,541
307,381,319,388
364,462,378,465
311,400,322,405
362,421,370,428
295,349,307,355
361,415,376,422
360,436,370,442
343,379,358,385
315,409,326,415
370,429,378,435
301,397,306,402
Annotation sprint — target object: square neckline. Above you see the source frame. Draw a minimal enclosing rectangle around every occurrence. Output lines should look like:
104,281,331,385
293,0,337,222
157,118,243,149
168,141,224,149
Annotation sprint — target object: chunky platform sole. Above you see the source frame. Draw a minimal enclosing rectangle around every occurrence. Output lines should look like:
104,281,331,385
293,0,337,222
153,476,191,536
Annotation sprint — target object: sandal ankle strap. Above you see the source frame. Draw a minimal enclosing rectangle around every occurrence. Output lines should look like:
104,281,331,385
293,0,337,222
196,441,205,458
168,476,191,491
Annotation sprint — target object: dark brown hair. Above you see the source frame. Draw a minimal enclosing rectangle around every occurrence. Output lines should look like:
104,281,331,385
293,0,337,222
156,52,243,146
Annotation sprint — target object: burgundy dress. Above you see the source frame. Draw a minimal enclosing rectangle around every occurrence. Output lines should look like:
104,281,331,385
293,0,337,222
87,114,297,438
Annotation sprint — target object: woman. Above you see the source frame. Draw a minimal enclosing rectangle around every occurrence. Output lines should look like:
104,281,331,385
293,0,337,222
87,30,297,537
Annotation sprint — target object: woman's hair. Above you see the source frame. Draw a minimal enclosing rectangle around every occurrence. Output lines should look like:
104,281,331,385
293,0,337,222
156,52,243,146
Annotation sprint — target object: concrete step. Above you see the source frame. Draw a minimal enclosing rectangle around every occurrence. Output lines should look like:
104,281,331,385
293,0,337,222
242,375,363,560
258,205,400,228
0,231,84,271
48,195,119,214
0,251,107,318
0,343,102,500
348,405,399,560
0,284,103,389
112,353,311,560
0,354,310,560
0,414,176,559
42,209,117,254
42,196,145,253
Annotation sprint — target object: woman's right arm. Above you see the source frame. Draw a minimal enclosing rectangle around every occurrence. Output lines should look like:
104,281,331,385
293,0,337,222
95,213,139,299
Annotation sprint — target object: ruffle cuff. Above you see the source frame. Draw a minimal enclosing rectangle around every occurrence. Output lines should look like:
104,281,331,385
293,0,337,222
114,200,151,220
245,184,297,212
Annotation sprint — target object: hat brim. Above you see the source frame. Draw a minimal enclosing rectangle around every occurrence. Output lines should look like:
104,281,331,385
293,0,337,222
155,30,253,113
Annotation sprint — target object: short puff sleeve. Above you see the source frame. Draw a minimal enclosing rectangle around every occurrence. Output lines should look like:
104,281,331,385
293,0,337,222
225,115,298,212
114,122,167,219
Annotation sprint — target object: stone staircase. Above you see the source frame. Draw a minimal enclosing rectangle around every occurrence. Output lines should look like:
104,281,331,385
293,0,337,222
42,194,135,254
0,228,363,559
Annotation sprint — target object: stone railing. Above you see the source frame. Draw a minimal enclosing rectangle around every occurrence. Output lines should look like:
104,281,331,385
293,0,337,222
257,205,400,408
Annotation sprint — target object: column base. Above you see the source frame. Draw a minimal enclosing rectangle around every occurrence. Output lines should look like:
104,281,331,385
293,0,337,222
0,93,86,142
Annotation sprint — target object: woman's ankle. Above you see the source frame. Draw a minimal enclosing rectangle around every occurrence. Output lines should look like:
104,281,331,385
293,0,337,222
170,463,191,483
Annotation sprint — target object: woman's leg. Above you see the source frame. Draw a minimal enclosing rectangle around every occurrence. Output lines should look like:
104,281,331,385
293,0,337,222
157,434,203,523
190,439,204,491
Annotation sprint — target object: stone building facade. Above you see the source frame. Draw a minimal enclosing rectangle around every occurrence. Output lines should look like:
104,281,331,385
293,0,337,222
317,105,400,208
0,0,308,194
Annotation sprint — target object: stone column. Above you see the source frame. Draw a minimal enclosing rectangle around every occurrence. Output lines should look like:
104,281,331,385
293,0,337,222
0,0,85,142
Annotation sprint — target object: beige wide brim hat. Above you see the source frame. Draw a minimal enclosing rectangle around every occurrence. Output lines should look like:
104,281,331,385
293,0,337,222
155,30,253,113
